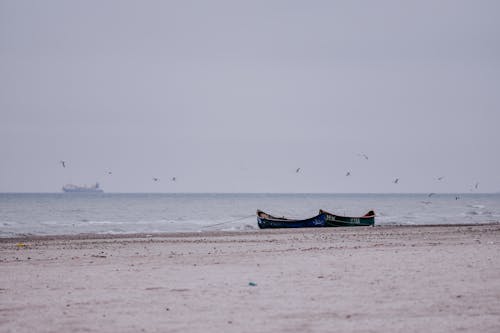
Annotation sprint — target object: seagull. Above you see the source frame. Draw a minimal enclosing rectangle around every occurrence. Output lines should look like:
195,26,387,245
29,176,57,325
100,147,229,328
475,182,479,189
393,178,399,184
428,193,435,197
346,171,351,176
358,153,369,160
153,177,159,182
171,177,176,182
296,168,301,173
60,160,66,168
107,171,112,175
437,176,444,181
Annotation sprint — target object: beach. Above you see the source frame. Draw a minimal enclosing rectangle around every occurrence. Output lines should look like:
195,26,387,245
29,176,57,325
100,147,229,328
1,224,500,333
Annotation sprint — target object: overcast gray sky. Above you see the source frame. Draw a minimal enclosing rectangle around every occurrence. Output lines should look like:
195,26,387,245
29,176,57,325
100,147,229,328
1,0,499,193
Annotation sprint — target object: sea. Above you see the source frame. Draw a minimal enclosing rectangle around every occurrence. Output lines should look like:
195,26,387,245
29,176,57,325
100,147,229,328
1,193,499,238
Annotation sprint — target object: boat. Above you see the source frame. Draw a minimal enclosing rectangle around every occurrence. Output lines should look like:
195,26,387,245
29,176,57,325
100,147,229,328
62,183,103,193
319,209,375,227
257,210,326,229
256,209,375,229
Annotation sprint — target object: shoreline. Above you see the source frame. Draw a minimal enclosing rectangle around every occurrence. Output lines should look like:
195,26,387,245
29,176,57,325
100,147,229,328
1,222,499,242
2,224,500,332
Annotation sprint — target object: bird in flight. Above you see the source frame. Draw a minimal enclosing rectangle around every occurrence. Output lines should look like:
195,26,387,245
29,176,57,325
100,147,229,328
358,153,369,160
171,177,176,181
428,193,435,197
107,171,112,175
475,182,479,189
437,176,444,181
60,160,66,168
296,168,301,173
346,171,351,176
153,177,159,182
393,178,399,184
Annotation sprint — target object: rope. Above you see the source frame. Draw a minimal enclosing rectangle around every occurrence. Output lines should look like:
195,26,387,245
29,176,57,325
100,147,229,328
202,214,255,229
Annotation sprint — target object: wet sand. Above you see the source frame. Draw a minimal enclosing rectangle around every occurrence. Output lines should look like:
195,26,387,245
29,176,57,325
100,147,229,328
1,224,500,333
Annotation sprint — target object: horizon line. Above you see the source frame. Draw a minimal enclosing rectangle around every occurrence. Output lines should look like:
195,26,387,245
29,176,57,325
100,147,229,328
0,191,497,195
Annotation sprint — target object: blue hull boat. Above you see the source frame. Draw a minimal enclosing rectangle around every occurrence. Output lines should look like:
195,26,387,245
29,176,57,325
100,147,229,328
257,210,326,229
257,210,375,229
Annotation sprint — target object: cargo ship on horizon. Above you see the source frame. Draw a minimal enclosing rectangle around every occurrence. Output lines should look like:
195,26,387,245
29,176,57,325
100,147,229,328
62,183,103,193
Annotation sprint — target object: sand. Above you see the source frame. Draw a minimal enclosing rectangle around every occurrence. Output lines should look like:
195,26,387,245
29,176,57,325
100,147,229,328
1,224,500,333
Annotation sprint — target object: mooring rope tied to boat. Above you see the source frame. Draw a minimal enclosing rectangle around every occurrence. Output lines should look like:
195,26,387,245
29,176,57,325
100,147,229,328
202,214,255,229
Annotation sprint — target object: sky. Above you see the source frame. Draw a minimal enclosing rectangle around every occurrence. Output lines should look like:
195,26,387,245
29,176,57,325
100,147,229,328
1,0,499,193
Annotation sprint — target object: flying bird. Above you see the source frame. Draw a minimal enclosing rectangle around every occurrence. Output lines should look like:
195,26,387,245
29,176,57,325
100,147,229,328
475,182,479,189
358,153,369,160
437,176,444,181
153,177,159,182
107,171,112,175
60,160,66,168
346,171,351,176
296,168,301,173
393,178,399,184
171,177,176,182
428,193,435,197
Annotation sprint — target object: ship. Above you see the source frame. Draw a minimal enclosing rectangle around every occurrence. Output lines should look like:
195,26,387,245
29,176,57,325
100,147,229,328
62,183,104,193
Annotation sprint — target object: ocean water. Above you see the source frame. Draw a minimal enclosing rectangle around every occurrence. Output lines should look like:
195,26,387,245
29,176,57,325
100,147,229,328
1,193,499,237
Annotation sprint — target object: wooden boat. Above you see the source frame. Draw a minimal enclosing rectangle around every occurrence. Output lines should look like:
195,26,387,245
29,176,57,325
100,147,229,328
257,209,375,229
256,210,326,229
319,209,375,227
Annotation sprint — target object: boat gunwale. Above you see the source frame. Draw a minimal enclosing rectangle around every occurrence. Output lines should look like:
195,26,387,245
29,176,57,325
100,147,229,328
319,209,375,219
256,210,324,223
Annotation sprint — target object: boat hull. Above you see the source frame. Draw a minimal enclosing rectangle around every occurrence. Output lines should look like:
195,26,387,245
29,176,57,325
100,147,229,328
62,188,103,193
62,183,104,193
321,210,375,227
257,210,375,229
257,211,326,229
